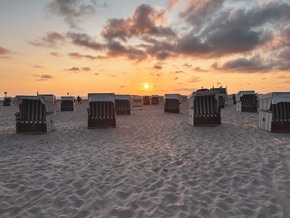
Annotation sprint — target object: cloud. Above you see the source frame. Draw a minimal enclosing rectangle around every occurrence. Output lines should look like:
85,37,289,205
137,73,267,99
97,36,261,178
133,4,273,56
0,46,9,55
101,4,176,41
29,32,66,48
82,67,91,71
153,65,162,70
33,65,44,69
217,56,272,73
194,67,208,72
188,76,201,83
50,52,63,57
65,67,92,72
68,52,101,60
175,70,184,73
46,0,97,29
33,74,55,81
183,63,192,67
67,32,104,51
65,67,80,71
106,40,147,60
180,0,225,29
168,0,180,9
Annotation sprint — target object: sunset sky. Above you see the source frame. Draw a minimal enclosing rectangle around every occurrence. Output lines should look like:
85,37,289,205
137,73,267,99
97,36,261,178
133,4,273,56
1,0,290,97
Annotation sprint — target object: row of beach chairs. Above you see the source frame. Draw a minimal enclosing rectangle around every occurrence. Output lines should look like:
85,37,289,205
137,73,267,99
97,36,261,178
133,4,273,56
7,91,290,133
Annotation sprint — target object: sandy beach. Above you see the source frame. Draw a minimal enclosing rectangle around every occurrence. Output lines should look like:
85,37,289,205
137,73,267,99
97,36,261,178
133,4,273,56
0,101,290,218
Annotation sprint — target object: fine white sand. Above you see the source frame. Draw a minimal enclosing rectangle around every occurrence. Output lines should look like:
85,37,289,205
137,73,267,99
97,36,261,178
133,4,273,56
0,100,290,218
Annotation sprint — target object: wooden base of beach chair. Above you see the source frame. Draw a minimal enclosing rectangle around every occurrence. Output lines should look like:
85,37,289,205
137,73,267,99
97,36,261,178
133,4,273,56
3,102,11,106
241,107,257,112
271,121,290,133
164,108,179,113
194,116,221,126
16,123,47,133
88,118,116,128
61,107,74,111
116,110,130,115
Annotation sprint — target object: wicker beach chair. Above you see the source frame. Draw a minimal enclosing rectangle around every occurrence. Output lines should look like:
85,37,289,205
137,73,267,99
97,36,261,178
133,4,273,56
115,95,131,115
61,96,75,111
259,92,290,133
236,91,257,112
87,93,116,128
164,94,181,113
189,91,221,126
15,95,55,133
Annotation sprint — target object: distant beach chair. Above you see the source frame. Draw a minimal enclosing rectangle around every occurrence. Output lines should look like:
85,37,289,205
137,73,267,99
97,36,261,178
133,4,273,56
115,95,131,115
189,91,221,126
259,92,290,133
143,96,150,105
164,94,181,113
61,96,75,111
151,95,159,105
3,97,12,106
87,93,116,128
131,95,143,107
181,95,188,102
15,95,55,133
236,91,257,112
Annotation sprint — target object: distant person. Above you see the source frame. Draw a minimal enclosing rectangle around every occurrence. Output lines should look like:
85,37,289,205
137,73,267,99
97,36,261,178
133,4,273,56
77,95,81,104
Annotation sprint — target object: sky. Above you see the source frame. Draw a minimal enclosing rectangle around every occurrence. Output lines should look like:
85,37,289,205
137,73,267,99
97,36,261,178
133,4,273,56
1,0,290,97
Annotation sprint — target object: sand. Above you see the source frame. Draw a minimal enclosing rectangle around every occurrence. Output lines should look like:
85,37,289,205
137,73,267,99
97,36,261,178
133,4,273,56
0,100,290,218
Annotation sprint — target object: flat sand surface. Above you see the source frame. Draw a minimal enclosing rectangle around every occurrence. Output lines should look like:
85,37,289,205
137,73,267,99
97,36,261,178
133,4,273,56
0,101,290,218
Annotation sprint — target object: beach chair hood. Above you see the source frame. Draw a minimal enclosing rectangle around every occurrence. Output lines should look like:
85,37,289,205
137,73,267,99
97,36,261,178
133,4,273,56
88,93,115,102
15,95,55,113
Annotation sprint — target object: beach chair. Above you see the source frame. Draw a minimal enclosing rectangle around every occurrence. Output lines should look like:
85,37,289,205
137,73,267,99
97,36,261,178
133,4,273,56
3,97,12,106
189,91,221,126
131,95,143,107
15,95,55,133
181,95,188,102
164,94,181,113
61,96,75,111
259,92,290,133
151,95,159,105
236,91,257,112
143,96,150,105
115,95,131,115
87,93,116,128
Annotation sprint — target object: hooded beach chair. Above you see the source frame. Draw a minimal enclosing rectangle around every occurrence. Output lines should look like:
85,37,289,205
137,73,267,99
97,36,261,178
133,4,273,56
3,97,12,106
236,91,257,112
15,95,55,133
115,95,131,115
164,94,181,113
143,96,150,105
61,96,75,111
189,91,221,126
151,95,159,105
131,95,143,107
87,93,116,128
259,92,290,133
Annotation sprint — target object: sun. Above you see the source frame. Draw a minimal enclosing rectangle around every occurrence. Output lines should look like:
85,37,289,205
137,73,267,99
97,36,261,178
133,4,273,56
143,83,150,90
